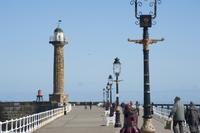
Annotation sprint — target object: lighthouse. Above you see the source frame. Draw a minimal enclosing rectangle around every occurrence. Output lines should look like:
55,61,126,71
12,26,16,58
49,21,68,105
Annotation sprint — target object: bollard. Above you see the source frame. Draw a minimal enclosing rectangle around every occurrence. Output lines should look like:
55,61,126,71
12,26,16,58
64,110,67,115
64,103,67,115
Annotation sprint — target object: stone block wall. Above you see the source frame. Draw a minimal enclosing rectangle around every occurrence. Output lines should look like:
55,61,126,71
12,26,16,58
0,101,57,122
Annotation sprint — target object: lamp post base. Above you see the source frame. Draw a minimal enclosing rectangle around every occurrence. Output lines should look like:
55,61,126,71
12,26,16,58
114,109,121,128
141,118,156,133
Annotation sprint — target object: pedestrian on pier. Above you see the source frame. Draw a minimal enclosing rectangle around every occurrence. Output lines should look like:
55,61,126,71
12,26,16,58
120,102,141,133
185,101,200,133
169,96,185,133
89,101,92,110
84,102,87,109
135,101,140,116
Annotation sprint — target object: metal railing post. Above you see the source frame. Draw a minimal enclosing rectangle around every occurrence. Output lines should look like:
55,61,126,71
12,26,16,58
0,121,2,133
5,120,8,132
11,119,13,132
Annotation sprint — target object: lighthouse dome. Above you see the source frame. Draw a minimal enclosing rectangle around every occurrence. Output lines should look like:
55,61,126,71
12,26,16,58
49,21,68,44
53,27,65,42
54,27,63,33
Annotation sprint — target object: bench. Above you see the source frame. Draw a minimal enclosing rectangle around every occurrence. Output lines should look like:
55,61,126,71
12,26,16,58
106,112,116,126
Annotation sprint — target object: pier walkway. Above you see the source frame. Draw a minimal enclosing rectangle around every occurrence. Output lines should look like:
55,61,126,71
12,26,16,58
33,106,172,133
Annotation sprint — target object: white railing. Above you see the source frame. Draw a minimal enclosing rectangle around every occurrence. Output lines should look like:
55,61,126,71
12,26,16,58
0,104,72,133
153,106,171,120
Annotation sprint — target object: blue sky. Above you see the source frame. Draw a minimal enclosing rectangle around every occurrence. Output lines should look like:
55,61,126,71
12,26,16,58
0,0,200,104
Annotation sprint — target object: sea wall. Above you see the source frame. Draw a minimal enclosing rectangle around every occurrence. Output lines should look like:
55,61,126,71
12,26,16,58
0,101,57,121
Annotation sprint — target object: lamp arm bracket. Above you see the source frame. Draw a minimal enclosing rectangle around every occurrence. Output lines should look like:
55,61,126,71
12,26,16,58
113,80,123,82
148,38,164,44
128,38,143,44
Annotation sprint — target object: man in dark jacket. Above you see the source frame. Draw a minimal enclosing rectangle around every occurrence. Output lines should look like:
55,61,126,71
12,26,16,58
169,96,185,133
185,101,200,133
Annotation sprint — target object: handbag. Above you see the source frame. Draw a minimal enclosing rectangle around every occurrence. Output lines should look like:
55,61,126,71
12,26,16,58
164,119,172,130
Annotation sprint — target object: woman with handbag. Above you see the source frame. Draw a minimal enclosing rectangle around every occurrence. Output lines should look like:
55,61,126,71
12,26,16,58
120,102,141,133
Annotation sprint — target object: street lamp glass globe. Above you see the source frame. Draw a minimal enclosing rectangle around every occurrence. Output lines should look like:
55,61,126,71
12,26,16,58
108,75,113,85
113,57,121,76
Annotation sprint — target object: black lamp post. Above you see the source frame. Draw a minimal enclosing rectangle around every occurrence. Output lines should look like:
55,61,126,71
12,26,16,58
108,75,113,117
106,83,109,111
128,0,163,133
103,88,105,107
113,57,122,128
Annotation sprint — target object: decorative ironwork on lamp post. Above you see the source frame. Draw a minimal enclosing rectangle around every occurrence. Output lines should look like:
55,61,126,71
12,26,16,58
128,0,164,133
113,57,122,128
108,75,113,117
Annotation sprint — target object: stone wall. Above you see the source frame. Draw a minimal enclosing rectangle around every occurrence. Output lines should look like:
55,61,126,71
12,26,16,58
0,101,57,122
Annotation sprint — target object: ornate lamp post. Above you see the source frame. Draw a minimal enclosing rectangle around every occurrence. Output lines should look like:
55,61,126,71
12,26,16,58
128,0,164,133
113,57,122,127
105,83,110,111
108,75,113,116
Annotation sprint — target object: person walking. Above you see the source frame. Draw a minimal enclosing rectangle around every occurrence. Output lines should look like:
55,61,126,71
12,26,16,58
89,101,92,110
120,102,141,133
169,96,185,133
185,101,200,133
135,101,140,116
84,102,87,109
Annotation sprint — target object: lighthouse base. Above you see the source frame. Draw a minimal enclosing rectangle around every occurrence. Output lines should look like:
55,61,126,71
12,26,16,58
49,93,68,106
